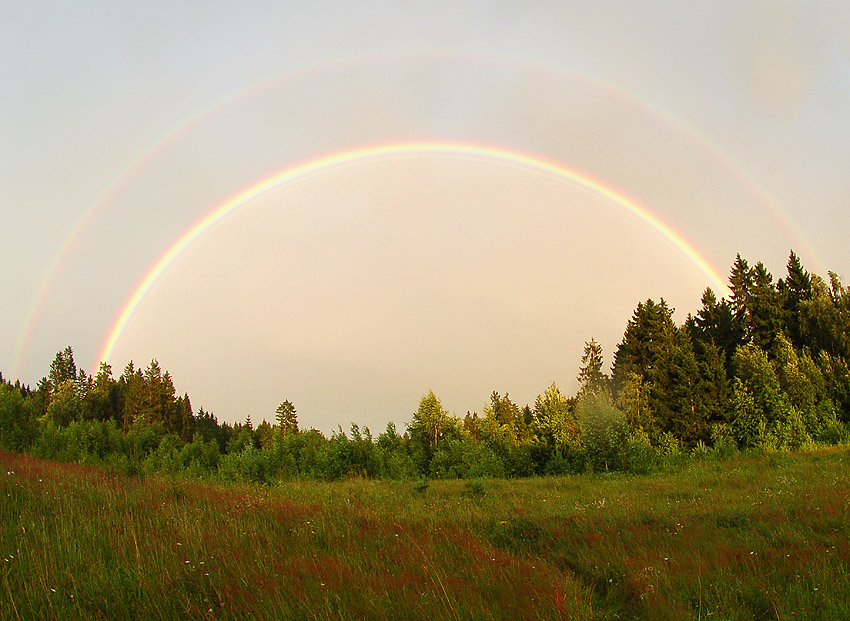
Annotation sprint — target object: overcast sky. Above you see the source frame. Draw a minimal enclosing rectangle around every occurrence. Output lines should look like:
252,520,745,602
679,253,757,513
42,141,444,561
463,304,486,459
3,1,849,433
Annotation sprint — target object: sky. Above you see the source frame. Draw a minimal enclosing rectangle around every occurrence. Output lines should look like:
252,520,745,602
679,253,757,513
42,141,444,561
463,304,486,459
3,1,850,434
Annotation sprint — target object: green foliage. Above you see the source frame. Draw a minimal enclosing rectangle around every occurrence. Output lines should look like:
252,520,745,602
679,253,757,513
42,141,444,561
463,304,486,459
323,425,379,479
623,426,657,474
45,379,82,426
407,390,454,473
710,423,739,459
533,382,576,448
612,298,676,391
429,435,505,479
218,444,270,484
275,399,298,437
142,434,184,476
0,383,36,451
180,433,220,475
375,422,416,479
733,344,795,447
576,391,627,472
1,251,848,483
577,338,608,396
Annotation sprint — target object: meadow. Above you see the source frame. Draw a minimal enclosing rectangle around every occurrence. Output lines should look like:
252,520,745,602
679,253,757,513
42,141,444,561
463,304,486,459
2,447,849,620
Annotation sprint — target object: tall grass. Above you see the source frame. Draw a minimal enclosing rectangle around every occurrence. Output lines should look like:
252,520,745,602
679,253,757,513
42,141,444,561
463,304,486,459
2,447,849,619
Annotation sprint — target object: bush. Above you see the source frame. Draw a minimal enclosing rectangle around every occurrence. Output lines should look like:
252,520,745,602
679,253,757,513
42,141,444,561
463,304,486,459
180,433,220,475
576,391,627,472
143,434,184,476
218,445,269,484
428,437,505,479
544,449,572,475
0,385,36,451
624,427,656,473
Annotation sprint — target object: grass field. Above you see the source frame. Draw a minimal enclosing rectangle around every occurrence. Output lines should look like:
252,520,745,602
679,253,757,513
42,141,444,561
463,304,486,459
2,447,849,619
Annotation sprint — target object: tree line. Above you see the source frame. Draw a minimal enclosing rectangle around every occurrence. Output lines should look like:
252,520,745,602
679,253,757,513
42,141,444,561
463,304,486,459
1,251,849,482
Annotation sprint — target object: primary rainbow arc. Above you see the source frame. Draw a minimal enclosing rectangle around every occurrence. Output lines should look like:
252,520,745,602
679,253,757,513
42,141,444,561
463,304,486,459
94,140,730,372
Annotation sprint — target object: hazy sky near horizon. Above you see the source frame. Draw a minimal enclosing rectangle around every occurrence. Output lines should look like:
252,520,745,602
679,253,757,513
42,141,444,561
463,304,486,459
3,1,850,433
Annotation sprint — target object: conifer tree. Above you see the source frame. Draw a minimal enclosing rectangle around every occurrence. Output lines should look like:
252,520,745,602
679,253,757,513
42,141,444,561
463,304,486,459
779,251,812,345
577,338,608,396
688,287,745,369
48,346,77,394
729,254,753,326
650,324,704,445
275,400,298,437
748,262,784,351
612,299,675,391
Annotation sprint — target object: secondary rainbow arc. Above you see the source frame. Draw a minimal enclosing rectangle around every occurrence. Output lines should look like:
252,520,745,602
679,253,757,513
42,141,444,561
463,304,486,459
94,140,730,373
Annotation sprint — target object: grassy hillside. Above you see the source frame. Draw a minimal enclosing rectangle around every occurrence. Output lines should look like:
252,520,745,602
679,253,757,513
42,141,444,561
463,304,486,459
2,448,849,619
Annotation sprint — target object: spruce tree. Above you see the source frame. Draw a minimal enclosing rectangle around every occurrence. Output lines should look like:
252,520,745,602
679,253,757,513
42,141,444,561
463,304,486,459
275,400,298,437
577,338,608,396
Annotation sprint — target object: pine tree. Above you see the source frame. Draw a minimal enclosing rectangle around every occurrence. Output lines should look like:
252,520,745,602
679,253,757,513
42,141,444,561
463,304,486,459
688,287,745,369
120,361,144,430
695,341,733,430
799,274,850,360
577,338,608,396
729,254,753,325
749,262,784,351
649,324,704,445
48,346,77,394
612,298,676,391
275,400,298,437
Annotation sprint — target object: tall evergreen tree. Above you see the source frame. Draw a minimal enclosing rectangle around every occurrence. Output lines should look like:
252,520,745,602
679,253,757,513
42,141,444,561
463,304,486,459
799,274,850,361
48,346,77,394
649,324,704,445
120,361,145,430
729,254,753,326
779,250,813,350
577,338,608,396
275,400,298,437
748,261,784,351
695,341,733,431
612,298,676,391
688,287,745,369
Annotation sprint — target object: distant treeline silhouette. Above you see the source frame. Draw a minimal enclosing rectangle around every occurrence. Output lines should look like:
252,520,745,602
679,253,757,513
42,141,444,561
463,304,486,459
2,251,849,481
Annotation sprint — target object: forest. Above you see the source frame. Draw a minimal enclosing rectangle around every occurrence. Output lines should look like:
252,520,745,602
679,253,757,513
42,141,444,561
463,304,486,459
2,251,849,483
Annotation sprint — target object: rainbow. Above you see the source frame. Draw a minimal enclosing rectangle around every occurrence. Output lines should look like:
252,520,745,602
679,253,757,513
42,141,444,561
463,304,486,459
93,140,730,372
15,50,814,379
